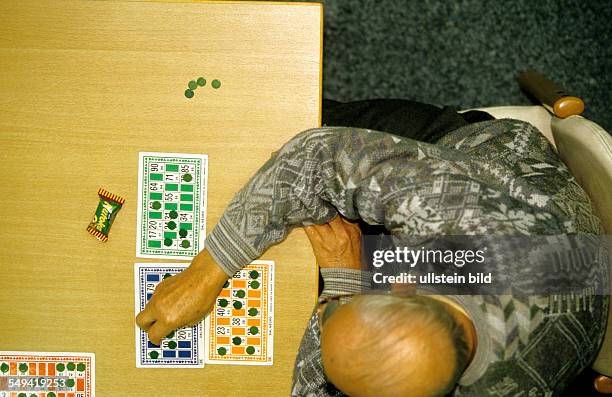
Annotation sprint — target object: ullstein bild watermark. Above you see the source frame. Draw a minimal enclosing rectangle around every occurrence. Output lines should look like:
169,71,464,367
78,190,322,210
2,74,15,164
361,235,612,295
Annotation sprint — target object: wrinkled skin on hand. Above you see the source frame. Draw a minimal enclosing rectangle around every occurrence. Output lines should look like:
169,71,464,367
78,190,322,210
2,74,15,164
304,215,363,270
135,250,229,345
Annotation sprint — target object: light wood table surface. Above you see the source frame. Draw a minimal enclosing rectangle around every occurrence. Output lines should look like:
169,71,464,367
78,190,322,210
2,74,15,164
0,1,322,395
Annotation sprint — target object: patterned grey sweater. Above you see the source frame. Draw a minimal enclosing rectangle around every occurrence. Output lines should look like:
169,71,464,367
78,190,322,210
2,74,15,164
206,120,608,396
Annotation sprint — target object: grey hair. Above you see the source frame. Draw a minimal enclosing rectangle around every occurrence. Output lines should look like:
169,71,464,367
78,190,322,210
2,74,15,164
349,294,471,396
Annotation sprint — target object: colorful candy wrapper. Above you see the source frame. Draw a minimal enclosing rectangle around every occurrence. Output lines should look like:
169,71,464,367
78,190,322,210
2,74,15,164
87,188,125,242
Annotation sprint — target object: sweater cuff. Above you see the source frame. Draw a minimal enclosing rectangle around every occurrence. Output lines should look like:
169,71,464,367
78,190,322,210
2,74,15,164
206,215,260,276
320,268,372,299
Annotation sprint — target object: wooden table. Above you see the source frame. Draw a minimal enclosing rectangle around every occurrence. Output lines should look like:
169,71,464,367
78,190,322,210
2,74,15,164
0,1,322,395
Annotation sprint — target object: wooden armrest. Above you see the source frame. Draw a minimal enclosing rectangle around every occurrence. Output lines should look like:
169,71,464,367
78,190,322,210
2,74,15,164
517,69,584,118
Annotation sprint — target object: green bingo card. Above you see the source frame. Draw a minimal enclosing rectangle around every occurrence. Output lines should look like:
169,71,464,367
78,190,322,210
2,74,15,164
137,152,208,260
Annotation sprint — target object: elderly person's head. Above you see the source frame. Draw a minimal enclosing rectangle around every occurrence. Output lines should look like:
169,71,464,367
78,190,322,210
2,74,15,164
319,294,473,397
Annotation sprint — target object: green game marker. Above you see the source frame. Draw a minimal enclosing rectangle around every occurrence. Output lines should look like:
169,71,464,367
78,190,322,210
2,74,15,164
30,394,36,397
0,362,8,373
233,301,243,310
181,240,190,248
56,363,65,372
77,363,86,372
169,210,178,219
168,341,177,349
246,346,255,355
164,238,173,247
211,79,221,89
163,272,172,279
166,330,175,338
223,280,230,288
19,363,27,372
232,336,242,345
18,393,26,397
67,362,76,371
47,393,57,397
248,308,258,316
179,228,188,238
167,221,177,230
66,379,75,387
249,326,259,335
219,298,229,307
188,80,197,90
184,89,194,99
249,270,259,279
152,201,162,210
182,173,193,182
197,77,206,86
149,351,159,359
236,290,246,298
250,280,260,289
217,347,227,356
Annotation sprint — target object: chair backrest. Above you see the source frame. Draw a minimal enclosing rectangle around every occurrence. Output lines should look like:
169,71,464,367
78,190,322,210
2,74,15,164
552,115,612,376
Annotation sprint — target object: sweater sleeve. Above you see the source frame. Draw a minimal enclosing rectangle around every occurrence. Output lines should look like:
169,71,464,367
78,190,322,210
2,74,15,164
205,126,426,276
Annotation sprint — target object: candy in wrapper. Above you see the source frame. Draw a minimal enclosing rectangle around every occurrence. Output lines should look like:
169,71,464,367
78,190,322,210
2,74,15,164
87,188,125,242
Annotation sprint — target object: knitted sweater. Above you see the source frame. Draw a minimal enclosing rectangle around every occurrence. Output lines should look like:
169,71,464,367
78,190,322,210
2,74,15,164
205,120,608,396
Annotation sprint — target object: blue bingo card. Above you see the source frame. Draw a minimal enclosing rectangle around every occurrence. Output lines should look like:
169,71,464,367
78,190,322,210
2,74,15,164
134,263,204,368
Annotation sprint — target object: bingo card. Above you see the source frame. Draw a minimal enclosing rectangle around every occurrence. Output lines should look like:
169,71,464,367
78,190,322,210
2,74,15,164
205,261,274,365
0,351,95,397
134,263,204,368
136,152,208,260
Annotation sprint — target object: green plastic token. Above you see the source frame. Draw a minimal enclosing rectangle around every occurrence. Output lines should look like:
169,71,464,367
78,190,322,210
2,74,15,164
179,228,188,238
47,393,57,397
249,326,259,335
168,341,177,349
233,301,243,310
217,347,227,356
236,290,246,298
56,363,65,372
149,351,159,359
250,280,260,289
77,363,86,372
18,393,26,397
197,77,206,86
219,298,229,307
164,238,173,247
211,79,221,89
181,240,190,248
169,210,178,219
166,330,175,339
248,308,258,316
152,201,161,210
246,346,255,355
188,80,197,90
223,280,230,288
0,363,8,372
66,379,75,387
167,221,177,230
67,362,76,371
184,89,194,99
182,173,193,182
232,336,242,345
249,270,259,279
163,272,172,279
19,363,27,372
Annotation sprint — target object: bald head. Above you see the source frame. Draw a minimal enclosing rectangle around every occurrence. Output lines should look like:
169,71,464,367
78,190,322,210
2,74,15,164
320,295,470,397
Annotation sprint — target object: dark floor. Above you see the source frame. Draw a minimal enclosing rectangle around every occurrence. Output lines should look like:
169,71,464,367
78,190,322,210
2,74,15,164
319,0,611,130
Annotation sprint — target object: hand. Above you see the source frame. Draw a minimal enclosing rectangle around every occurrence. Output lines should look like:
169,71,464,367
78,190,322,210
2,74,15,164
304,216,363,270
135,249,229,345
